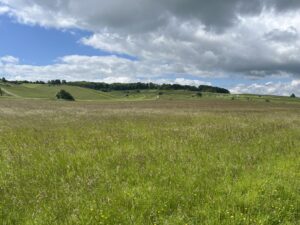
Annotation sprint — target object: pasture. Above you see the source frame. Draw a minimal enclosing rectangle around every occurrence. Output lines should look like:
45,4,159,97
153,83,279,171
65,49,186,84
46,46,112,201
0,98,299,224
1,82,300,104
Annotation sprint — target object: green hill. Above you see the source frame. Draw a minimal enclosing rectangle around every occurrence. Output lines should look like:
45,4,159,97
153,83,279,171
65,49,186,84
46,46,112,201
0,83,119,101
0,82,299,104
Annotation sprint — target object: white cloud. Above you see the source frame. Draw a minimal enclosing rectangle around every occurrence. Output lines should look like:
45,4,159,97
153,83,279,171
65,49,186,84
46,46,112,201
0,55,19,64
230,80,300,96
0,5,9,14
1,0,300,94
80,12,300,78
173,78,210,86
0,55,211,85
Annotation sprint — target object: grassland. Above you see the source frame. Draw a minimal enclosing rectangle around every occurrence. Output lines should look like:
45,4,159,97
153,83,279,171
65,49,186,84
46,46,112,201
1,82,300,105
0,95,299,224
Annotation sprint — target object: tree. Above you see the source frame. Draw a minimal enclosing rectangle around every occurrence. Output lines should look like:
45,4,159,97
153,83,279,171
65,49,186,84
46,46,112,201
1,77,7,83
290,93,296,98
48,79,62,85
56,90,75,101
196,92,202,97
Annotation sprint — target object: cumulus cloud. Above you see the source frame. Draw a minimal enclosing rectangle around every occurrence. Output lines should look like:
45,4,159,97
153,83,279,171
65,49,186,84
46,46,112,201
0,55,19,64
80,12,300,77
1,0,300,92
2,0,300,31
265,27,299,43
231,80,300,96
0,54,212,86
0,5,9,14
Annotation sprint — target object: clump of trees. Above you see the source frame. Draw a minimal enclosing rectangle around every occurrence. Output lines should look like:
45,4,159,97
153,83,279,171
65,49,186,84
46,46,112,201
56,90,75,101
48,80,67,85
290,93,296,98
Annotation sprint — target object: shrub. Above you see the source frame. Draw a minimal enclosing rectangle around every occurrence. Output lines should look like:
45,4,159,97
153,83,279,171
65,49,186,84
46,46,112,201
56,90,75,101
290,93,296,98
196,92,202,97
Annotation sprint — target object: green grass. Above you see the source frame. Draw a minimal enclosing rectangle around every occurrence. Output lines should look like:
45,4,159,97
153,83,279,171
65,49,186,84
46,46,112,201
0,99,299,224
1,82,299,105
0,83,115,100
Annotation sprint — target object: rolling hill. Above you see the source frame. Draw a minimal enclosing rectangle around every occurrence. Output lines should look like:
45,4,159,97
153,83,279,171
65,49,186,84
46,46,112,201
0,82,299,104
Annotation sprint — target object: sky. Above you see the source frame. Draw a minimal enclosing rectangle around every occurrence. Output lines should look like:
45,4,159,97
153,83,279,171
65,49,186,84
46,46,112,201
0,0,300,96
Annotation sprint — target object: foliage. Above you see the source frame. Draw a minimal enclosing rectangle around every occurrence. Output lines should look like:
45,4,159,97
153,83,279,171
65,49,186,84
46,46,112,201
56,89,75,101
66,81,231,94
290,93,296,98
48,79,62,85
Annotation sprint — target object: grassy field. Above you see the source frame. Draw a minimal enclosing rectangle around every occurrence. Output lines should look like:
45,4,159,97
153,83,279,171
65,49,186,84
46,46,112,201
0,97,299,224
1,82,300,105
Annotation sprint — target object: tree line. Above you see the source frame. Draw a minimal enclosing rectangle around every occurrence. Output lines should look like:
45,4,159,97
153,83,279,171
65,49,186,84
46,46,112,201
67,81,231,93
0,77,230,93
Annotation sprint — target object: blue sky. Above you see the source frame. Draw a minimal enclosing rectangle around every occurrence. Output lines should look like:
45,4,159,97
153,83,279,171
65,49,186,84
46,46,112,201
0,15,136,65
1,0,300,96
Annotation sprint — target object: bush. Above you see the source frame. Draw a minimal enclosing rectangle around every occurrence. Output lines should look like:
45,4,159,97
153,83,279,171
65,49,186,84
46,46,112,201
196,92,202,97
56,90,75,101
290,93,296,98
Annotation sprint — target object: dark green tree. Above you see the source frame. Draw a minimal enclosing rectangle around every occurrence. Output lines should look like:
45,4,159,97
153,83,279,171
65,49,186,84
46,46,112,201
56,90,75,101
290,93,296,98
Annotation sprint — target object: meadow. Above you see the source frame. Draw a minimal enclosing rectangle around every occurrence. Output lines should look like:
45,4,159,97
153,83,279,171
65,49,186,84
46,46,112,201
1,82,300,104
0,97,299,224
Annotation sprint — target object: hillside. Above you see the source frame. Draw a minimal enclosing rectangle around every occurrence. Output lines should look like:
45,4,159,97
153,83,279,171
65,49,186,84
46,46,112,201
0,82,299,104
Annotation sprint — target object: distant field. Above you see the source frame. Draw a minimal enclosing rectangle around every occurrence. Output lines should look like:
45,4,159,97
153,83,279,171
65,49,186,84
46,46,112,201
1,82,300,104
0,98,299,224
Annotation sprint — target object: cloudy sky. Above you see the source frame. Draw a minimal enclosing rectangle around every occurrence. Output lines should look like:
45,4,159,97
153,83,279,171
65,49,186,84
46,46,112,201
1,0,300,95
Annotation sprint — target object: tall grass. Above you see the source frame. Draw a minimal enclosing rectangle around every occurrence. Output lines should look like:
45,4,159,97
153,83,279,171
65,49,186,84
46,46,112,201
0,99,299,224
